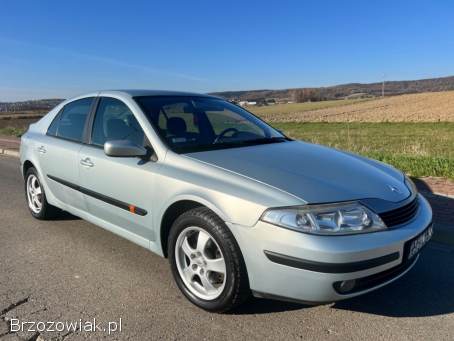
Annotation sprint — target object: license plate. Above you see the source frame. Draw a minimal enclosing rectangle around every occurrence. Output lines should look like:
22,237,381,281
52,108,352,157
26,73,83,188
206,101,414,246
405,224,433,260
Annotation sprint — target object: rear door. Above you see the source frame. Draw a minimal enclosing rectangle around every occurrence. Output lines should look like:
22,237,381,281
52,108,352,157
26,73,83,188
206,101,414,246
78,97,158,242
38,97,95,211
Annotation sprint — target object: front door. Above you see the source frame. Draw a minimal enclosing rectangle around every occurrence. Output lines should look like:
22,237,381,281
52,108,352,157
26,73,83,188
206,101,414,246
78,97,158,242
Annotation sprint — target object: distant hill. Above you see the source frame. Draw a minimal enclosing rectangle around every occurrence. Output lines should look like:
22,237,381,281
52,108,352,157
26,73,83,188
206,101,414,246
210,75,454,102
3,74,454,110
0,99,63,113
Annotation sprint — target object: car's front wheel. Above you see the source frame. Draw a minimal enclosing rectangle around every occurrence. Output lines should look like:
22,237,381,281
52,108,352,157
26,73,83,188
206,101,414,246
168,207,249,312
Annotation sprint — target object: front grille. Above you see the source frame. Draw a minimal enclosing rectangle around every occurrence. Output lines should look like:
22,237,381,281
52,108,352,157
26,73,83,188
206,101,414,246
379,197,419,227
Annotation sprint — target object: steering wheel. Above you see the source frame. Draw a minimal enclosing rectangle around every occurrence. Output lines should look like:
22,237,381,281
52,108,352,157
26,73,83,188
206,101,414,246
213,128,239,144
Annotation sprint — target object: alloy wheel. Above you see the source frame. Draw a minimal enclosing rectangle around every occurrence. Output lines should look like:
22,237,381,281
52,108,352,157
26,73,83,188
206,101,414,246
27,174,43,214
175,226,227,300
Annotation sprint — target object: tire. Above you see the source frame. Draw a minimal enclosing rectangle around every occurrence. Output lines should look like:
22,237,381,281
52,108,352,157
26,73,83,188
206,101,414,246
168,207,250,312
24,167,59,220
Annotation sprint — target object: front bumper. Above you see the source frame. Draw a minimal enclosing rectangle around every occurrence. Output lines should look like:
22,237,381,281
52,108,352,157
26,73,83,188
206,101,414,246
227,193,432,303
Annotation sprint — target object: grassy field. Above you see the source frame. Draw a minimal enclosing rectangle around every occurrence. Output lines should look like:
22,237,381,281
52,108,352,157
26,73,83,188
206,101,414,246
249,92,454,178
271,122,454,178
1,92,453,178
2,121,452,178
0,126,24,137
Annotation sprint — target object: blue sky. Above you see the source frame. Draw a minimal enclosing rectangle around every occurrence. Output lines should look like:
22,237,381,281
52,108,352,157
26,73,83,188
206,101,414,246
1,0,454,101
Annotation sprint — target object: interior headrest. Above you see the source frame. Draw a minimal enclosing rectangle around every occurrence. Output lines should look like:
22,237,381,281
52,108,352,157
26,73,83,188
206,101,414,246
167,117,187,136
106,118,130,140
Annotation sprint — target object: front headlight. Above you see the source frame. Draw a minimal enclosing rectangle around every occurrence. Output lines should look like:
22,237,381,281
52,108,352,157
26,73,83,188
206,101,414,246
261,201,387,235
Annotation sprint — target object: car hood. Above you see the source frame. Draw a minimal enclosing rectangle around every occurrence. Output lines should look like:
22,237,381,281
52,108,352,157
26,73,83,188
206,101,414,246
187,141,410,203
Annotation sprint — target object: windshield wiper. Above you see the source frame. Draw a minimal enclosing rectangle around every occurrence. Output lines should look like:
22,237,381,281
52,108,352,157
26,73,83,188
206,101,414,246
240,136,288,145
209,137,286,148
178,137,288,153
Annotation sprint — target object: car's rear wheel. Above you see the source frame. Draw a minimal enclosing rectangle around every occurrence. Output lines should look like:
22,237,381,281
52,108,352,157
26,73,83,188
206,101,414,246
168,207,249,312
25,167,59,219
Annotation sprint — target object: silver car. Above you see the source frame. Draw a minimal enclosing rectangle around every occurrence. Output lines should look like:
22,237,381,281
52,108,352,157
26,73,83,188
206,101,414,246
20,90,433,312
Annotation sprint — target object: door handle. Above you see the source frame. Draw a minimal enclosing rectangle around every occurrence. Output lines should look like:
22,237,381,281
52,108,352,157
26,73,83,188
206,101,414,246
80,157,94,167
37,145,46,154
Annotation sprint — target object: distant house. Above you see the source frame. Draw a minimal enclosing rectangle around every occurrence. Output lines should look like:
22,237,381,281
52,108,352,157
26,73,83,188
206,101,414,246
238,101,257,107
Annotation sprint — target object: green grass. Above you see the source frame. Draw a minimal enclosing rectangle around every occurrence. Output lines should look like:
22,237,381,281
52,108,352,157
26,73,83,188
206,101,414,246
271,122,454,179
1,118,452,179
0,126,25,137
249,98,370,116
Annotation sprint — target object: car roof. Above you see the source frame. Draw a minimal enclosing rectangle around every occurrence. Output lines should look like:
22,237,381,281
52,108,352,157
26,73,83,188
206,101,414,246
99,89,218,98
61,90,223,108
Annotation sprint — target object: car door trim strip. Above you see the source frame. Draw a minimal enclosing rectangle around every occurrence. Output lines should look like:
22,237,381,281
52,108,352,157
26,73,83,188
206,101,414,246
47,174,147,216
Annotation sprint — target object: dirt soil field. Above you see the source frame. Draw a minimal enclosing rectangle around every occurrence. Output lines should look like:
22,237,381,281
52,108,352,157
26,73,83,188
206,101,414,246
253,91,454,122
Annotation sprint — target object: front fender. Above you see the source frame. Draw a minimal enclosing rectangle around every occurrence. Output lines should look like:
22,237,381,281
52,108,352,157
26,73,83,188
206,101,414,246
157,193,230,226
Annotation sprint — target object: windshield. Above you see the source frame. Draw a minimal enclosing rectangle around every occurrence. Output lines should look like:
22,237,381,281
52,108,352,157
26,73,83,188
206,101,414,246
134,96,287,153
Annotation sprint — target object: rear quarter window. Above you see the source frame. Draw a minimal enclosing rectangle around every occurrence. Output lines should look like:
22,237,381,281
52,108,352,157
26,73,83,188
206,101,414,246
46,111,61,136
49,98,94,142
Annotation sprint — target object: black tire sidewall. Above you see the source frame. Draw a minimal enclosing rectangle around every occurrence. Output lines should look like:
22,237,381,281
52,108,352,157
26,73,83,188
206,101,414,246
168,209,246,312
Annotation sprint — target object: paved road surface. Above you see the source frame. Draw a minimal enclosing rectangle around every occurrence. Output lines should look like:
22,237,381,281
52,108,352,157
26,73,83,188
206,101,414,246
1,156,454,340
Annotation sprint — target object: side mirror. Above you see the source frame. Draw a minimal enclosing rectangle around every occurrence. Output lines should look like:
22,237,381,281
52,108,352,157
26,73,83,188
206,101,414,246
104,140,147,158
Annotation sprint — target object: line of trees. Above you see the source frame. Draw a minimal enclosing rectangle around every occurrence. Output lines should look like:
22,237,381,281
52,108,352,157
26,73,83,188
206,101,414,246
291,88,324,103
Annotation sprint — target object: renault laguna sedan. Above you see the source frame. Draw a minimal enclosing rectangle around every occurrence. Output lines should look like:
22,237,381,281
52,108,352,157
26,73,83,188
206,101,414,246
20,90,433,312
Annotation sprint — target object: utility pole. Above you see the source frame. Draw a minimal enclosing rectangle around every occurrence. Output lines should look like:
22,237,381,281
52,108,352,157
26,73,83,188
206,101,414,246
382,73,385,98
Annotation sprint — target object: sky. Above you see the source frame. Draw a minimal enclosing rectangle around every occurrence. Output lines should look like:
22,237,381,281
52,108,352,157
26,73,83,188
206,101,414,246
1,0,454,101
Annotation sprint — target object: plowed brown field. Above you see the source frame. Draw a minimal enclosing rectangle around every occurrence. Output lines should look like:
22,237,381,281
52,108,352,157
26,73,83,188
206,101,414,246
252,91,454,122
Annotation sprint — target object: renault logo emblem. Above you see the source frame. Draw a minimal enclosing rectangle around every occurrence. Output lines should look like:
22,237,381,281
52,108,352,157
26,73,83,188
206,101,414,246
388,185,402,194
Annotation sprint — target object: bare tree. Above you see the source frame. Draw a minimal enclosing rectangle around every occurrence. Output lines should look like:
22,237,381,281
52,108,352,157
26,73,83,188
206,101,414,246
292,88,322,103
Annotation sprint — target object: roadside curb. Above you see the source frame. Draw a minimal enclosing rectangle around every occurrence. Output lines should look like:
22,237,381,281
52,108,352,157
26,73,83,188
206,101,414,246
421,191,454,200
0,148,19,158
